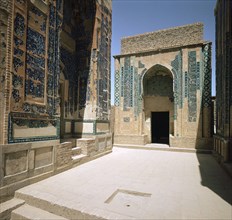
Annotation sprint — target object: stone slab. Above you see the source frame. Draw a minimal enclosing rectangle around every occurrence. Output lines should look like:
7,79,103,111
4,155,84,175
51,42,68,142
0,198,25,220
114,143,212,153
14,147,232,219
11,204,68,220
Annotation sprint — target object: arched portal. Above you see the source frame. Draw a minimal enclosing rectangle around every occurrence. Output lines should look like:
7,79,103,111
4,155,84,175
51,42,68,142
143,64,174,144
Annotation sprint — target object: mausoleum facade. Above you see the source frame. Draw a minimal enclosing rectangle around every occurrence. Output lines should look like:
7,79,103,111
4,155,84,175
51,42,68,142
114,23,213,149
0,0,112,198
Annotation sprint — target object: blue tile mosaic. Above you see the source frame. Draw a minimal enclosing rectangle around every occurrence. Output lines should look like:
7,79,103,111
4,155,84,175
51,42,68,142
31,6,43,17
47,75,54,96
188,51,197,122
14,36,23,47
120,66,124,97
49,5,55,27
12,74,23,88
134,66,142,118
196,62,200,90
114,70,120,106
26,28,45,55
171,51,182,119
14,13,25,37
26,54,45,68
202,44,211,108
9,1,64,143
123,57,133,110
8,113,60,143
12,89,21,102
26,67,45,83
14,48,24,57
184,71,188,98
144,75,173,97
29,6,47,34
13,57,24,72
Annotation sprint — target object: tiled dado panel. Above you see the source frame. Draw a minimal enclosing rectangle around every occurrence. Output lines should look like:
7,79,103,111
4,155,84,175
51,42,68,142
8,112,60,143
9,0,62,142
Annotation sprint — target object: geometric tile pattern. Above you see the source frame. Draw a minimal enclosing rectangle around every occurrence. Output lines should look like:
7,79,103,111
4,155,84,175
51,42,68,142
188,51,197,122
184,71,188,98
144,75,173,97
97,12,110,120
196,62,200,90
47,3,61,116
114,70,120,106
9,1,61,143
120,66,124,97
171,51,182,120
130,66,134,107
202,44,212,108
123,57,133,110
12,11,26,110
133,67,139,118
25,6,46,102
116,57,141,115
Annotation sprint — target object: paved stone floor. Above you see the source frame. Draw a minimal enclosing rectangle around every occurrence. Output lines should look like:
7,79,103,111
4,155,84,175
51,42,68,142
15,147,232,219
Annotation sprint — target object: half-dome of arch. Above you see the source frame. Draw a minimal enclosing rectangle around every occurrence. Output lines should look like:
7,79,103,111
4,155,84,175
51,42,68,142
143,64,173,97
144,64,173,79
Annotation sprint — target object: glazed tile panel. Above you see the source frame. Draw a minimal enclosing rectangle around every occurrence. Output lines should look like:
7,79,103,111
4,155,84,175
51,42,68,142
9,1,61,143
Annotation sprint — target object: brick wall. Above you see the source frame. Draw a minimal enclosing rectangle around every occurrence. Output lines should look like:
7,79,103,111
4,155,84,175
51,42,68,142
56,142,72,168
121,23,204,54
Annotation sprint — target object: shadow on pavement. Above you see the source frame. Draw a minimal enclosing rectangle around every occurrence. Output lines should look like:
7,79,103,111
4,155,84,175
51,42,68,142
197,153,232,205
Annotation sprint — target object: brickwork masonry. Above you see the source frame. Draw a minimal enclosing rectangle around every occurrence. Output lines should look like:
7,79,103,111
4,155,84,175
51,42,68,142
121,23,204,54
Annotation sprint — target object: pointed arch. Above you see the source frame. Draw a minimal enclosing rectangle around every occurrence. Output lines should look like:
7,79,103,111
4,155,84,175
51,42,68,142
140,64,175,97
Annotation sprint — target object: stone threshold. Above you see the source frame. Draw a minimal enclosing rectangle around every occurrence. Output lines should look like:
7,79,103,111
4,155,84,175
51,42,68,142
113,144,212,154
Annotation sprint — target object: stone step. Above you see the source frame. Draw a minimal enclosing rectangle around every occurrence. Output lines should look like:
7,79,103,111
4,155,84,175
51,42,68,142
72,154,88,166
0,198,25,220
71,146,82,156
14,191,105,219
114,144,212,154
60,138,76,146
11,204,68,220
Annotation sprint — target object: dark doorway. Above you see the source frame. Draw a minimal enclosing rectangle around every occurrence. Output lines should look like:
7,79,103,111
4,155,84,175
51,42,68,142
151,112,169,144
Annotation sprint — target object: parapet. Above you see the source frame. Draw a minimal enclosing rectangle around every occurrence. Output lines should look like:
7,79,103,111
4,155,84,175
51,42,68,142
121,23,204,54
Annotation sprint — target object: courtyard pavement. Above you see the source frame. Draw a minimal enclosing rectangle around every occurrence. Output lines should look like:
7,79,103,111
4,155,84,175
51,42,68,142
15,147,232,219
